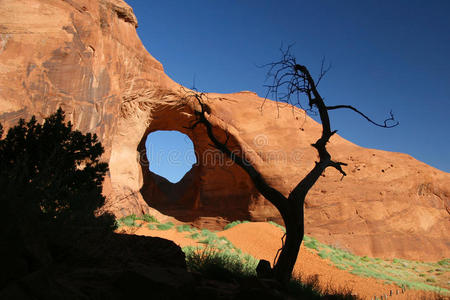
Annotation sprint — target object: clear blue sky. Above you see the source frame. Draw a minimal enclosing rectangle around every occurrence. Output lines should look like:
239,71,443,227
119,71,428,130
146,131,196,183
128,0,450,176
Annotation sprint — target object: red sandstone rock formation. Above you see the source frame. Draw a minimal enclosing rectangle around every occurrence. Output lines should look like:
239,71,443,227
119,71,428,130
0,0,448,260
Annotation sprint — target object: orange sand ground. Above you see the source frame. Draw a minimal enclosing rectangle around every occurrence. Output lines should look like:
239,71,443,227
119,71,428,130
121,222,446,300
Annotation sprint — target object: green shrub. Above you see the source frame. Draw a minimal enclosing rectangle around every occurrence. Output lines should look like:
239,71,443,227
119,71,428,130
199,236,216,245
139,214,158,223
318,250,329,259
233,246,242,254
201,228,214,236
437,258,449,266
176,224,197,232
189,232,200,239
0,108,115,238
187,229,233,250
117,214,141,227
287,274,322,299
0,109,115,269
303,239,319,251
116,213,158,226
147,223,156,230
0,109,114,228
156,221,174,230
182,246,258,280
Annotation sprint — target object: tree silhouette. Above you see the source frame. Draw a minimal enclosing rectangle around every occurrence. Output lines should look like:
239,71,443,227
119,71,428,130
0,108,115,266
183,47,398,285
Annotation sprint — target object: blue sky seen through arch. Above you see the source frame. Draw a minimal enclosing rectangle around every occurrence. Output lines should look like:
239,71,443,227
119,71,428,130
145,131,197,183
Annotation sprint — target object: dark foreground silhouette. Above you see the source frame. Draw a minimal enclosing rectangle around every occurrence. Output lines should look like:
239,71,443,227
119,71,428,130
0,110,363,299
0,110,189,299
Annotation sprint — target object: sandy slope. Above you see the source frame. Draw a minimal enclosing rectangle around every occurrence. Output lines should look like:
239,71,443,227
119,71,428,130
124,222,445,300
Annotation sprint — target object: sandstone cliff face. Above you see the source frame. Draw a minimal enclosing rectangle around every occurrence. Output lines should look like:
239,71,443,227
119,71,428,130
1,0,448,261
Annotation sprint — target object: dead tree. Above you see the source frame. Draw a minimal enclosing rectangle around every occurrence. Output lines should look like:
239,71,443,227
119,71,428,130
183,47,398,285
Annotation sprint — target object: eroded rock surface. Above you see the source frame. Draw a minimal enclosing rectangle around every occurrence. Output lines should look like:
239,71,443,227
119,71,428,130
0,0,449,261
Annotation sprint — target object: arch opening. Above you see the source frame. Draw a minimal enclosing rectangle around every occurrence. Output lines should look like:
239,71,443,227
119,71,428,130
145,130,197,183
137,119,261,228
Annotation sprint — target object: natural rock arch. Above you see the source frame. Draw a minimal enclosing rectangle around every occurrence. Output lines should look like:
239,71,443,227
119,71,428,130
0,0,448,260
108,99,263,228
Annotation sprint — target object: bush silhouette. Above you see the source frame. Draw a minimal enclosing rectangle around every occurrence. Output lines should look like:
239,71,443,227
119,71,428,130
0,108,115,262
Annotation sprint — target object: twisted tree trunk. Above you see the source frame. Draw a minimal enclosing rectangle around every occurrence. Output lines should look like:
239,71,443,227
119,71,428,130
273,200,304,284
184,51,397,285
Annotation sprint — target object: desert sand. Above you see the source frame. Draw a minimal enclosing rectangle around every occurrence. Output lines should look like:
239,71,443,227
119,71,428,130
124,222,444,300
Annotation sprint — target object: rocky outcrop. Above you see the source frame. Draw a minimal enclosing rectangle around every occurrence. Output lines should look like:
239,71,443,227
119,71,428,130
0,230,195,299
0,0,449,261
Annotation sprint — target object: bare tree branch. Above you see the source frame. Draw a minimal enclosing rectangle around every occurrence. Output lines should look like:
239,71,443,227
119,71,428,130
183,91,288,214
316,57,332,87
326,105,399,128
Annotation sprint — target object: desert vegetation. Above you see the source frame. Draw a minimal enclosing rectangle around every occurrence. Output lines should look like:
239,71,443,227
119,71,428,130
300,236,449,295
117,215,450,298
1,109,446,299
184,245,358,299
117,215,360,299
116,213,159,227
0,109,116,253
